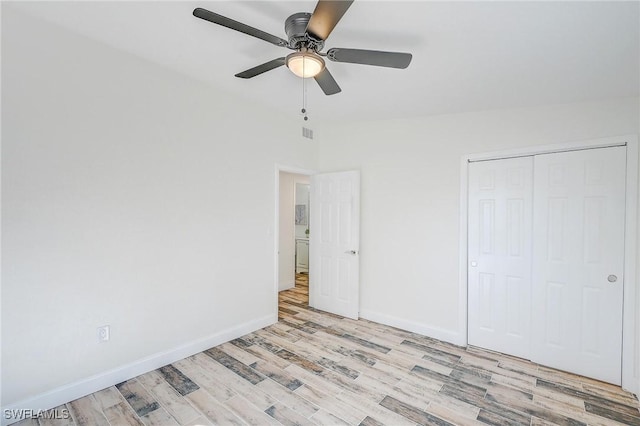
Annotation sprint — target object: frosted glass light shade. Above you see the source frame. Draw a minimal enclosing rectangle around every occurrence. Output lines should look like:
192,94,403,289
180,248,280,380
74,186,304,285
286,51,325,78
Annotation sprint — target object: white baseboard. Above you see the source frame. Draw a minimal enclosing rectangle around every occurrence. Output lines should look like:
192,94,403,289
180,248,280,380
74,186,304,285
359,309,465,347
1,314,275,426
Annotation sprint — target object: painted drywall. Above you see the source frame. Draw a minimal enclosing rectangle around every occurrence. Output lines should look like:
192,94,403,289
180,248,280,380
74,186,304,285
316,97,640,343
295,182,310,239
278,173,309,291
1,7,316,407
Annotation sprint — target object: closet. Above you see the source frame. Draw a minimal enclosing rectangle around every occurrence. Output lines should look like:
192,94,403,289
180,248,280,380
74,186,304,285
468,146,626,385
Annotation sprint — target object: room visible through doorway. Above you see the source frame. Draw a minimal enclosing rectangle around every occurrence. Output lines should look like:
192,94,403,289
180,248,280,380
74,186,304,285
277,170,312,317
279,273,309,320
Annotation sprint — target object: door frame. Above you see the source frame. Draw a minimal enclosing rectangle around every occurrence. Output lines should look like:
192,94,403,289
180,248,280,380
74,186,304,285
458,135,639,393
274,164,316,321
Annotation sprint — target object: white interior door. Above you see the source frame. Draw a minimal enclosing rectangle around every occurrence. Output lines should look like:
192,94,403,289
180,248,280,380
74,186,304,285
531,147,626,384
309,171,360,319
468,157,533,359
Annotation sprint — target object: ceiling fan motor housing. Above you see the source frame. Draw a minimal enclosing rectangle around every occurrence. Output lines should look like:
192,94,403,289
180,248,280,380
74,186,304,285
285,13,324,51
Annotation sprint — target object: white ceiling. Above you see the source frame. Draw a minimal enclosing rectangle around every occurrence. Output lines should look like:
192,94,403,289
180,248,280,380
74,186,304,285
6,1,640,122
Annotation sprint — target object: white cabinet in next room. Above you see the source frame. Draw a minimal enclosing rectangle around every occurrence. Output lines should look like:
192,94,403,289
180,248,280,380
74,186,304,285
296,238,309,273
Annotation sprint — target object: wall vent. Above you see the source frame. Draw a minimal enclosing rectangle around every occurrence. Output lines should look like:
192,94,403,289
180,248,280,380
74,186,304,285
302,127,314,140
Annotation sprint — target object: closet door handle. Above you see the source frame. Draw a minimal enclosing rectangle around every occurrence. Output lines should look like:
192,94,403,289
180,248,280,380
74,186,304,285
608,275,618,283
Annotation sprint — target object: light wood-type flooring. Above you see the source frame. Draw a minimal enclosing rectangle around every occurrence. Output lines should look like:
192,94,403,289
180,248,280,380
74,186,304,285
14,273,640,425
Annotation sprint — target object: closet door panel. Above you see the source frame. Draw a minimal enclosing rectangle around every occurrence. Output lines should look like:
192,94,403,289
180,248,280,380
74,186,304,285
531,147,626,385
468,157,533,358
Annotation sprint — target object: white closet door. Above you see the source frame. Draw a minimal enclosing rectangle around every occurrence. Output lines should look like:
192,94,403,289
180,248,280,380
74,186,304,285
468,157,533,359
531,147,626,384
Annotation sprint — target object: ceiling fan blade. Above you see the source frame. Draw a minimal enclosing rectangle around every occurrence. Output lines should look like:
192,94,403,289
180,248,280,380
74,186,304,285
193,8,289,48
314,68,341,95
306,0,354,41
235,58,286,79
327,48,412,69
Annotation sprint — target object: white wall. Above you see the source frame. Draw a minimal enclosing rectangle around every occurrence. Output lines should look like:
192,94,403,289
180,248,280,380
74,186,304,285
1,7,316,408
278,173,309,291
294,181,310,239
317,97,640,343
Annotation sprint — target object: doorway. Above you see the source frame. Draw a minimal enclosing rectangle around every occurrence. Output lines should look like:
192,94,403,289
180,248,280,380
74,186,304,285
275,167,362,321
277,170,312,317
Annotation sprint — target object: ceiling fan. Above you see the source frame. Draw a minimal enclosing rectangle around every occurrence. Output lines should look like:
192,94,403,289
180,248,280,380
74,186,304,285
193,0,412,95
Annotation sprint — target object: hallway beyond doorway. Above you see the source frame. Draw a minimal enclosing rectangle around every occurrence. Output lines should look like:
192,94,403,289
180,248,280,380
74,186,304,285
279,273,309,320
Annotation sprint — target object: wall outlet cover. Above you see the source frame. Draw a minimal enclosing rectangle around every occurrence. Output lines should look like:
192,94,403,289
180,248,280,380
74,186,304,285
97,325,110,343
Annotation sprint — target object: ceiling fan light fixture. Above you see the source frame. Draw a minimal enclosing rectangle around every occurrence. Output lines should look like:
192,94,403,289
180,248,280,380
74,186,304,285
286,50,325,78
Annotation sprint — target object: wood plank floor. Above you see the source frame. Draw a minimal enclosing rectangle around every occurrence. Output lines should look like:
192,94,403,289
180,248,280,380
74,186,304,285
15,273,640,425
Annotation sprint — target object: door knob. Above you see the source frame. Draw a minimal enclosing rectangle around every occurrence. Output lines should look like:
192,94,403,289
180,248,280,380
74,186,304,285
345,250,358,255
608,274,618,283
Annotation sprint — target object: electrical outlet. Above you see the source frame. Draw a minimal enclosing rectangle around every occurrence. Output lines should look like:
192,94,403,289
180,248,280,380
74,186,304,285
97,325,110,343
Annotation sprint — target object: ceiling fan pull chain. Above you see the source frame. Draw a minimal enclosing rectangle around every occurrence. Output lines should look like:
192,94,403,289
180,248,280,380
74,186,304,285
302,59,309,121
